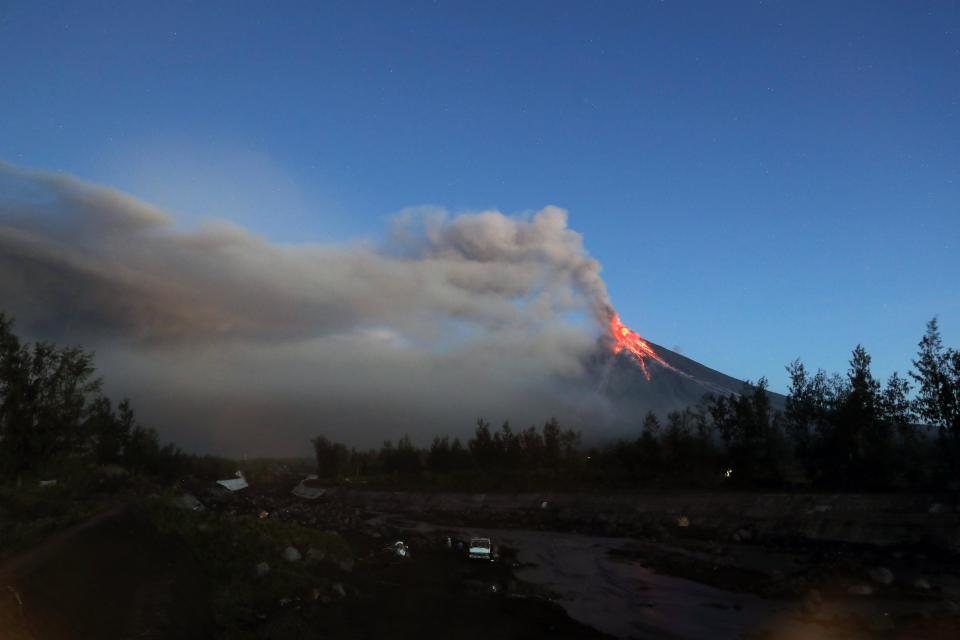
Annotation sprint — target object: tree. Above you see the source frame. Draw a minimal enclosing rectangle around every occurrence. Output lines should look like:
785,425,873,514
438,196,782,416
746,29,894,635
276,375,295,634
542,418,562,468
911,318,960,443
0,314,101,483
313,435,350,478
427,435,452,473
393,434,422,474
637,412,662,477
495,422,523,469
882,371,922,483
518,426,544,467
125,424,161,474
468,419,498,469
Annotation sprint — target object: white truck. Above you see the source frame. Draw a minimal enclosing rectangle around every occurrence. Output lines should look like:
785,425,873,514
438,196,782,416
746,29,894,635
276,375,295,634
468,537,494,561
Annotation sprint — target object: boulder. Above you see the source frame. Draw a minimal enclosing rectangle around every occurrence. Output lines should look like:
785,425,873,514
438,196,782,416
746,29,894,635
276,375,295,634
848,584,875,596
282,546,303,562
913,577,932,590
254,561,271,577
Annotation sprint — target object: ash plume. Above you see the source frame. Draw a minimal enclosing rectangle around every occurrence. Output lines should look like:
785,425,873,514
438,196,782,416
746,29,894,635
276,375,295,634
0,161,616,454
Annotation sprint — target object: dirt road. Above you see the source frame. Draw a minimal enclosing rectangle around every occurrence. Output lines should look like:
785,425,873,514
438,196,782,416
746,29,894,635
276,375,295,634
0,505,212,640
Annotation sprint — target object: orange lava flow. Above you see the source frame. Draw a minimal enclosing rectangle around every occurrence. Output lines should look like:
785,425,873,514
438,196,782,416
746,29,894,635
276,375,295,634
609,312,676,381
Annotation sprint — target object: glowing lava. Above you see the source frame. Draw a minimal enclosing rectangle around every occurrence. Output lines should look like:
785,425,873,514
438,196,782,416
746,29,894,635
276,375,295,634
609,312,678,381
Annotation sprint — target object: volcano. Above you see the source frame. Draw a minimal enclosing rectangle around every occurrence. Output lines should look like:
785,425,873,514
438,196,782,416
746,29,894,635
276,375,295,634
591,313,785,418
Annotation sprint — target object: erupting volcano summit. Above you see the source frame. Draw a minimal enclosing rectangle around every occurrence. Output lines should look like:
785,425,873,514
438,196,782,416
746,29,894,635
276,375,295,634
608,312,680,380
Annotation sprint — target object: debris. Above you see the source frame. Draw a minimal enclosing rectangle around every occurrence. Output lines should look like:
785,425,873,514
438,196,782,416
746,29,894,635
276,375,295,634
929,503,944,514
390,541,410,558
254,562,271,578
282,546,302,562
869,567,894,586
913,577,932,590
677,516,690,528
258,510,269,520
216,471,248,492
175,494,204,511
306,547,326,563
540,500,549,510
332,583,346,598
38,479,57,488
292,476,326,500
338,558,354,572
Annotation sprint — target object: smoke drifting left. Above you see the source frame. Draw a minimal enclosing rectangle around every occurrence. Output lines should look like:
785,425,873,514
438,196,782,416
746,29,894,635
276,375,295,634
0,161,616,455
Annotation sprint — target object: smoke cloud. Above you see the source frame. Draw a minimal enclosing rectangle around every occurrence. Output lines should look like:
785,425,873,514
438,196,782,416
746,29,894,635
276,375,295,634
0,161,615,455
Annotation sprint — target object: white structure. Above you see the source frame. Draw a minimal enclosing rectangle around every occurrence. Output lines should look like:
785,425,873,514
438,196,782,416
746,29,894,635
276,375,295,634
216,470,248,492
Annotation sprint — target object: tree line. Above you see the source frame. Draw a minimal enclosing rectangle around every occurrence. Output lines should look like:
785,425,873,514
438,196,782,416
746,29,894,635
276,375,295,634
313,318,960,491
2,309,958,492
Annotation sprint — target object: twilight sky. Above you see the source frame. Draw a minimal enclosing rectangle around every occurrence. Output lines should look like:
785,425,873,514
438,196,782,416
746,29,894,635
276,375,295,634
1,1,957,407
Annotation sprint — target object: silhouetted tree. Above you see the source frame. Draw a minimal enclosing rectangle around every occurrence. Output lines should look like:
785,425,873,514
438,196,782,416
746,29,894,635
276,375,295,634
518,425,544,467
427,435,452,473
0,314,101,483
542,417,562,468
469,419,498,469
911,318,960,476
313,435,350,478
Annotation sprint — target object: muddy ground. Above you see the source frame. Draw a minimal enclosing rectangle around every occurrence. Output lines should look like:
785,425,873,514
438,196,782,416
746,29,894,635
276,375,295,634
2,479,959,639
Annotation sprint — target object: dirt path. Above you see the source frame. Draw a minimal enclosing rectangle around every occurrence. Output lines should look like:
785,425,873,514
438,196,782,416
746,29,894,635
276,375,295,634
0,505,212,640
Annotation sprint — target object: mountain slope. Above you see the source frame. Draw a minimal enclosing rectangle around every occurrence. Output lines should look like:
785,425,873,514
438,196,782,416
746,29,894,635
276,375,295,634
591,341,786,419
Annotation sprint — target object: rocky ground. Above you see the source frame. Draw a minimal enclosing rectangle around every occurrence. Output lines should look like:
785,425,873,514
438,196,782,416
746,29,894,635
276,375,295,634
2,475,959,639
227,481,960,639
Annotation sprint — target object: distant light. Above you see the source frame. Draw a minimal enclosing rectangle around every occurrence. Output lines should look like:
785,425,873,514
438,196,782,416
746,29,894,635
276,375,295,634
724,468,734,478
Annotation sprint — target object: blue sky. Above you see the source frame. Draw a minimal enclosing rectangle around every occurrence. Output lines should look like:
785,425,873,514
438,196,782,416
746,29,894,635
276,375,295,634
1,0,957,392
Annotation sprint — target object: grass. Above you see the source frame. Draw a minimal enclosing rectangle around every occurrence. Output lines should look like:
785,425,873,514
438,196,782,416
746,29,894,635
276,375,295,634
136,495,353,636
0,463,133,556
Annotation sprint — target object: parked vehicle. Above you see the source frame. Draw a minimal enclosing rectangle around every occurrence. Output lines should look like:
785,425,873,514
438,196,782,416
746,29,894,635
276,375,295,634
468,537,493,561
